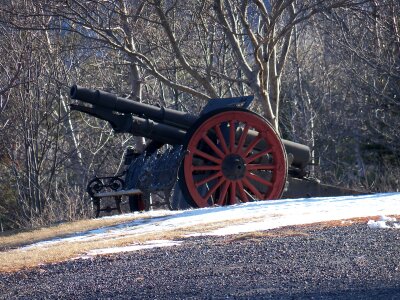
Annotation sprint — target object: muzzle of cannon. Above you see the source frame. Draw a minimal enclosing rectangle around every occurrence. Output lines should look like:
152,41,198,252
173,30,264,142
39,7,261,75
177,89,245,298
70,85,312,208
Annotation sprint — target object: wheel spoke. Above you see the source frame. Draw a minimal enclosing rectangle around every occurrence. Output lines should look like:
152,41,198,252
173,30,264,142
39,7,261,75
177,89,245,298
242,135,262,157
195,171,222,188
202,133,226,158
192,165,221,172
194,149,222,164
229,120,236,152
216,180,230,206
246,164,275,171
235,124,250,154
229,181,237,204
237,180,249,203
242,177,264,199
246,171,273,187
245,147,272,164
202,176,225,204
214,125,229,154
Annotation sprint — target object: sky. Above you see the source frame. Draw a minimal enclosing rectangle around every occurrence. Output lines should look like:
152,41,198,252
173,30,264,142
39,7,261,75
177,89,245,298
20,192,400,258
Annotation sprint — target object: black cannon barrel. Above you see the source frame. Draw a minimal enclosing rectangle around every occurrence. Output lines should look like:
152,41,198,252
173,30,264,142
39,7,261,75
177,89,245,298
71,85,310,169
70,85,197,129
129,115,186,145
280,139,310,170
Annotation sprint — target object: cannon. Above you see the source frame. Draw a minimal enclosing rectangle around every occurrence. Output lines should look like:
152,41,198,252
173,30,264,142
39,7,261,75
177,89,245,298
70,85,359,212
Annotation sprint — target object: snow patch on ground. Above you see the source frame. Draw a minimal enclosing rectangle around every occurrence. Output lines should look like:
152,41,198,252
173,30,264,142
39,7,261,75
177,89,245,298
367,215,400,229
15,192,400,257
82,240,183,257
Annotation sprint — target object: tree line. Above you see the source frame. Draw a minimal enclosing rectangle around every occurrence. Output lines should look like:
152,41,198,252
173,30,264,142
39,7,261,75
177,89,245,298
0,0,398,231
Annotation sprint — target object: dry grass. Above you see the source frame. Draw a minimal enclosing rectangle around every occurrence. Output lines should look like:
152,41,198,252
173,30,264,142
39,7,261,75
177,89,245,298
0,213,154,251
1,214,398,273
0,216,264,273
299,215,399,230
223,215,400,243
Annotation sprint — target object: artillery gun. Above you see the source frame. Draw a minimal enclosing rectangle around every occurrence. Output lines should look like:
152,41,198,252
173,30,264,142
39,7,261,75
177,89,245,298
70,85,359,214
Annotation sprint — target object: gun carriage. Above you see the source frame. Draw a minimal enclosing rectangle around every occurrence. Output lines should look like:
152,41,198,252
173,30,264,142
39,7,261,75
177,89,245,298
70,85,357,216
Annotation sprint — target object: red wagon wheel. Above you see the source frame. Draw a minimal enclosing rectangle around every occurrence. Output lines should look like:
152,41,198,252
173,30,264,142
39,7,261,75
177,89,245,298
180,108,287,208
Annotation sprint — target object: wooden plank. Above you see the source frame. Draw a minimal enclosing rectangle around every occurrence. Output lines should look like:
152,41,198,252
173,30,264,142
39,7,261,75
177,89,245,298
93,188,142,198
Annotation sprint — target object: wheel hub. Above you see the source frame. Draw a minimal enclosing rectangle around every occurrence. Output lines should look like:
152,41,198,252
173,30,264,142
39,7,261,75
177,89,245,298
221,154,246,180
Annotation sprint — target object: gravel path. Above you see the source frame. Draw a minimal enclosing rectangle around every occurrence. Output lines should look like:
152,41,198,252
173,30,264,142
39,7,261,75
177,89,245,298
1,224,400,299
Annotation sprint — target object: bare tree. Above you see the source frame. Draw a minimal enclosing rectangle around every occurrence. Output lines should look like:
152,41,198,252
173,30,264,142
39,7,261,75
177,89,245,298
0,0,367,128
0,10,133,228
1,0,395,230
279,0,399,189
